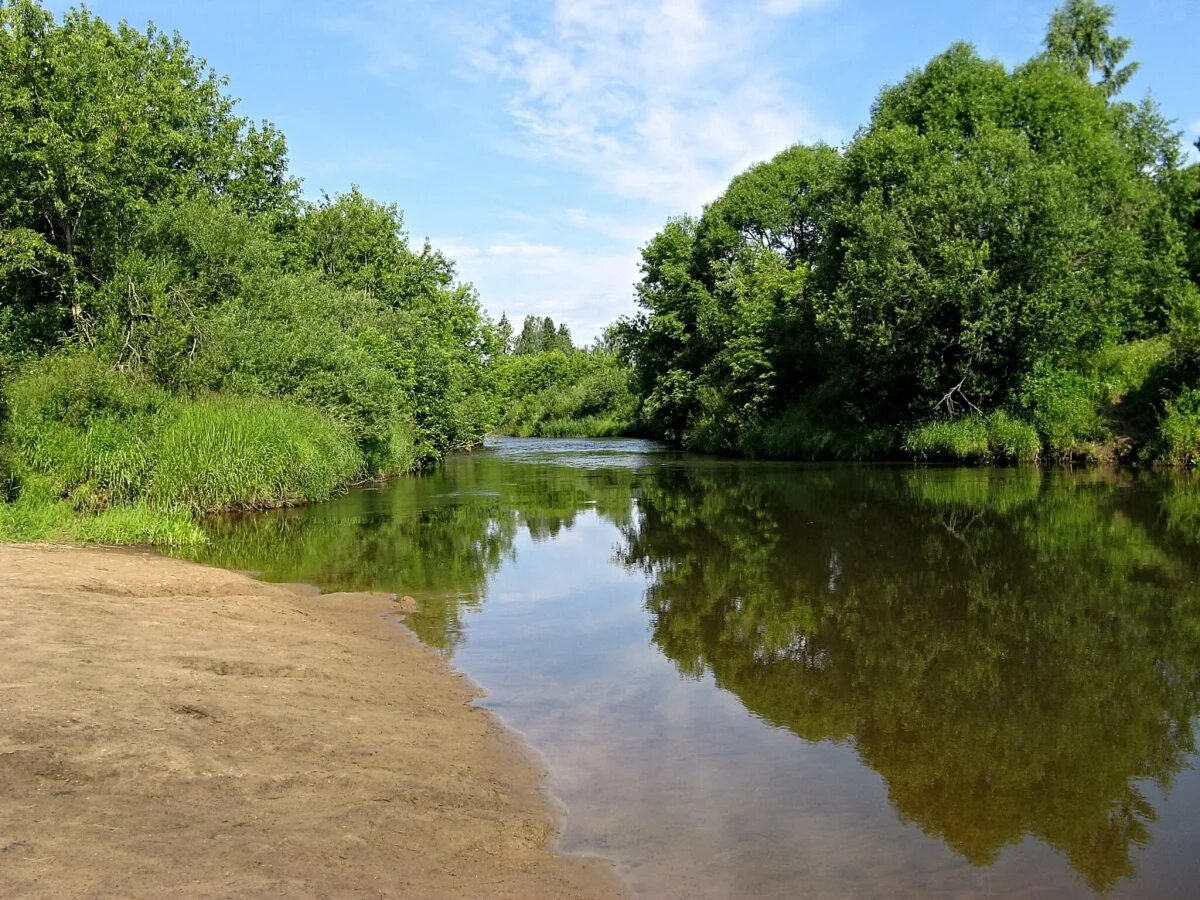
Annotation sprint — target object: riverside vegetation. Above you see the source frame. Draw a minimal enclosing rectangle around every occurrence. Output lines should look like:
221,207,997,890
1,0,1199,548
616,0,1200,465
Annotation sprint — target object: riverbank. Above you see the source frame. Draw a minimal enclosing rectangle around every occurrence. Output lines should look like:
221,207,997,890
0,544,624,899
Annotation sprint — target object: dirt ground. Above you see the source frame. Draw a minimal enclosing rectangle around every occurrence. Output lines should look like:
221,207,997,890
0,544,624,899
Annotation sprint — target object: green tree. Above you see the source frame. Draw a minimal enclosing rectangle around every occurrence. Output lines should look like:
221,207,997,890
0,0,294,344
1043,0,1138,96
623,0,1196,462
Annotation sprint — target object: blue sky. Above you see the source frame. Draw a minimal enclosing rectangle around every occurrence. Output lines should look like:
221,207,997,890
52,1,1199,342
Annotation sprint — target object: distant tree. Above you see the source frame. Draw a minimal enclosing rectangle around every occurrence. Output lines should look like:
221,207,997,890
539,316,558,353
556,322,574,353
512,314,574,355
496,313,513,352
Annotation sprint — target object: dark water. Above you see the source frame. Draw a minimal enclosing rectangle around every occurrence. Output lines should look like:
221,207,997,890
179,437,1200,898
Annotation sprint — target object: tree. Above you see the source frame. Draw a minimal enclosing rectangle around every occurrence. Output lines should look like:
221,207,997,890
511,314,574,355
496,313,514,352
1043,0,1138,96
0,0,295,344
624,1,1194,459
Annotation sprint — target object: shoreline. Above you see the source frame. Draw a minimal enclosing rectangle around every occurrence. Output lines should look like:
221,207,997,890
0,543,625,899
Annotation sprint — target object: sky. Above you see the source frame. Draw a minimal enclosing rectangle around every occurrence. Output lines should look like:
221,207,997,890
49,0,1200,342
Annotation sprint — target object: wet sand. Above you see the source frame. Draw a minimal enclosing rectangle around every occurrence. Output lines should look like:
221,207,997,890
0,544,624,899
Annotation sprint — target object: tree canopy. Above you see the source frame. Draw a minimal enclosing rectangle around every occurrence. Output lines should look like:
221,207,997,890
619,0,1200,464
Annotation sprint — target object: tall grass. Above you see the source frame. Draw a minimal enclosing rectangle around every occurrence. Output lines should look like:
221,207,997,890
1,352,365,544
1153,389,1200,467
145,397,363,512
903,412,1041,463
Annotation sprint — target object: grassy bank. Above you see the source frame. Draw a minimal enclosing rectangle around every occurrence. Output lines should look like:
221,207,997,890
0,353,367,545
720,338,1200,465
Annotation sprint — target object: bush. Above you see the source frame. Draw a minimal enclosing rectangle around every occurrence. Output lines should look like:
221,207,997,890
1018,370,1107,458
904,412,1040,463
1090,339,1171,399
184,273,422,474
1154,389,1200,467
2,351,364,521
739,403,896,460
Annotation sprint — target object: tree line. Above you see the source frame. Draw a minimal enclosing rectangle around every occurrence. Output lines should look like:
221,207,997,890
613,0,1200,464
2,0,1199,544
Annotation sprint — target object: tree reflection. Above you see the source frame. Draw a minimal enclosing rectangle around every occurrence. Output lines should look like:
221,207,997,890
184,455,637,649
620,467,1200,892
182,451,1200,892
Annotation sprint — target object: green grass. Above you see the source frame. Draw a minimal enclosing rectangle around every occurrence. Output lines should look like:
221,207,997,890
0,491,203,546
1154,389,1200,467
903,412,1041,463
1,351,366,546
144,396,364,513
519,415,632,438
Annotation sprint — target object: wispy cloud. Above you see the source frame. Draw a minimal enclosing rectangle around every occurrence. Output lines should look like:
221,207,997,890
761,0,835,15
463,0,841,210
436,236,642,340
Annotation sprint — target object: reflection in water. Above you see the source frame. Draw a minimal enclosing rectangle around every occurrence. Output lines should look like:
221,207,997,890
180,441,1200,897
624,467,1200,894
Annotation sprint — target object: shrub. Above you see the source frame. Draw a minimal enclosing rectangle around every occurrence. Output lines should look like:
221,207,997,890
904,412,1040,463
1018,370,1107,458
738,401,897,460
1090,339,1171,399
143,396,364,513
1154,389,1200,467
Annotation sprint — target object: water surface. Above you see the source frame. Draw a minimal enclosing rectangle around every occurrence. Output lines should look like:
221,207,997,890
180,437,1200,898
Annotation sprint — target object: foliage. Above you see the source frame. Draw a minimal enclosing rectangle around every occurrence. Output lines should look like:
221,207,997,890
0,0,294,345
2,351,363,517
510,314,575,356
0,1,503,543
620,1,1198,465
492,315,638,438
1153,389,1200,466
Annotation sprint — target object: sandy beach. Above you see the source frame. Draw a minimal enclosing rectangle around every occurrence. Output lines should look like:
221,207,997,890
0,544,624,899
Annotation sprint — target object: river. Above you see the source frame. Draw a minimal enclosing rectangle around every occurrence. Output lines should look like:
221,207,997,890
179,436,1200,898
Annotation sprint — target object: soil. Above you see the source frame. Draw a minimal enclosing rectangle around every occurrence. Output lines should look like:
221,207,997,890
0,544,625,899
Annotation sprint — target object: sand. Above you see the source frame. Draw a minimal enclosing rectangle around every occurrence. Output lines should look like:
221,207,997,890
0,544,624,899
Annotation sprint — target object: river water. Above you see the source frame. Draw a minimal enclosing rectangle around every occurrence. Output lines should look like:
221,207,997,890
180,437,1200,898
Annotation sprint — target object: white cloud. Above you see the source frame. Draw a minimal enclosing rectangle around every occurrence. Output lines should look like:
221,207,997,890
465,0,840,210
436,237,642,343
761,0,834,14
